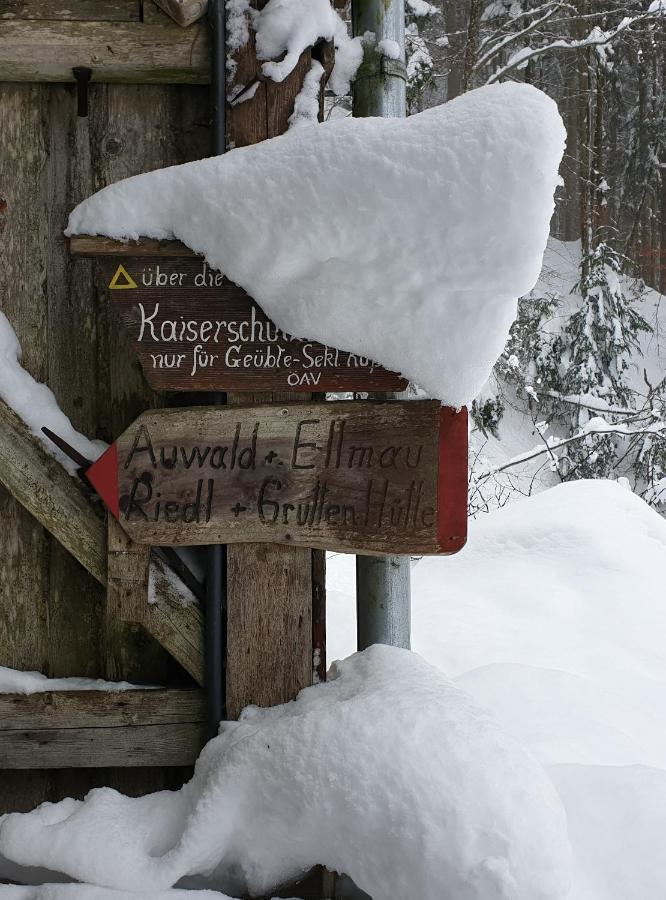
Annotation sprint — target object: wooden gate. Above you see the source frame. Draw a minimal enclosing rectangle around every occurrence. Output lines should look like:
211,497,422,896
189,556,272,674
0,2,214,812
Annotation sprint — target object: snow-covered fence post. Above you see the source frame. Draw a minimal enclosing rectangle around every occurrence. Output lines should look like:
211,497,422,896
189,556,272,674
352,0,412,651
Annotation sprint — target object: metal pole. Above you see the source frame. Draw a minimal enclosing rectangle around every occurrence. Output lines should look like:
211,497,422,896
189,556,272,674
205,0,227,740
352,0,411,651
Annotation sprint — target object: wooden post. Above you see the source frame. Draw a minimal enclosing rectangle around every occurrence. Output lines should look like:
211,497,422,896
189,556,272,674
224,8,328,721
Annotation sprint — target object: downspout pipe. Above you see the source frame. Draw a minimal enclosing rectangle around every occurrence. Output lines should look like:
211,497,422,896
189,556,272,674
205,0,227,740
352,0,411,652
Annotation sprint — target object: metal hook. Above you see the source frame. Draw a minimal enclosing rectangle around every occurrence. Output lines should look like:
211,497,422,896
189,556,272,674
72,67,92,118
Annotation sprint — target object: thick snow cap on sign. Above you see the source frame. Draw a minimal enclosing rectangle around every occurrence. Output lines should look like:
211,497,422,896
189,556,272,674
66,83,565,406
0,647,571,900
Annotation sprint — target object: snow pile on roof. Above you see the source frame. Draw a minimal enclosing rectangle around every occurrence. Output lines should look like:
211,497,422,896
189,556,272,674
0,646,572,900
0,668,148,695
328,478,666,899
0,311,104,473
66,83,565,406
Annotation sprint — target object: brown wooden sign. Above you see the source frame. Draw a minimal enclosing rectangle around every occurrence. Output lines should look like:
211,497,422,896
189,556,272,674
86,401,468,555
99,256,407,393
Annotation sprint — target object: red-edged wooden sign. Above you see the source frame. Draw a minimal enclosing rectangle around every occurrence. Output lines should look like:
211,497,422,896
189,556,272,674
98,256,407,393
87,401,468,555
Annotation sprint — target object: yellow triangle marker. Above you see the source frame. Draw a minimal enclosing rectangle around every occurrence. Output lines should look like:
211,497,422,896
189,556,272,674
108,264,138,290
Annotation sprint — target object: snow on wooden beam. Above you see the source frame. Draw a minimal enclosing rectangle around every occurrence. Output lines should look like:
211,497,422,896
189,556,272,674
0,397,204,684
0,19,210,83
0,689,205,768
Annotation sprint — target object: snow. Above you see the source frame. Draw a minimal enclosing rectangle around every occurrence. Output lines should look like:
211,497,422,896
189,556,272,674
0,668,148,694
0,646,572,900
67,83,565,407
327,479,666,898
256,0,338,83
0,890,231,900
376,38,401,60
406,0,439,15
0,312,105,474
255,0,364,94
288,60,324,129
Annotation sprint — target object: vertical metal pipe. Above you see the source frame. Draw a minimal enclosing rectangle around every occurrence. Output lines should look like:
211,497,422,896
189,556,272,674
206,0,227,739
352,0,411,651
352,0,406,119
210,0,226,156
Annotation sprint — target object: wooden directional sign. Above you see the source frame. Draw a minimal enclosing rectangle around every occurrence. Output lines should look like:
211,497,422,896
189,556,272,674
95,252,407,393
86,401,468,555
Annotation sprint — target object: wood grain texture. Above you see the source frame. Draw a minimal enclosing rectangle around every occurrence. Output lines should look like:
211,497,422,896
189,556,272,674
1,722,205,768
143,567,205,684
226,542,312,719
43,85,106,679
0,690,204,769
1,1,141,20
0,398,107,586
0,688,204,730
0,84,50,674
107,517,151,624
0,20,210,83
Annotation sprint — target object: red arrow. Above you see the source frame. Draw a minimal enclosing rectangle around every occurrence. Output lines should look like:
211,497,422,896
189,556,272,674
86,442,120,519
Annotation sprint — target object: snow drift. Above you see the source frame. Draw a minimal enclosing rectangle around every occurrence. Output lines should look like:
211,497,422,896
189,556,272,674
0,646,572,900
66,83,566,406
327,479,666,899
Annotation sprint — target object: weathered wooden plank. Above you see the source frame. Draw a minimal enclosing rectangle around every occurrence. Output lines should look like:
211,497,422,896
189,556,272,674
144,569,205,684
0,688,204,730
0,1,141,21
0,20,210,83
70,235,197,257
107,517,151,624
105,517,153,681
226,542,312,719
0,398,108,586
43,84,107,679
0,83,50,673
1,723,205,768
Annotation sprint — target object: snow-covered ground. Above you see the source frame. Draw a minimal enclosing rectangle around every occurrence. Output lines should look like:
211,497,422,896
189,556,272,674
330,479,666,899
2,480,665,899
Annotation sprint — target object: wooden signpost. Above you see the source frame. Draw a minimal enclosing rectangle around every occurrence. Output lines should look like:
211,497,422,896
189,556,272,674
86,401,468,555
69,238,407,394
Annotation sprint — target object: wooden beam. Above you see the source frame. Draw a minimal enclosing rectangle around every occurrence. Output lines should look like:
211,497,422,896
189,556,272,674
0,688,204,729
0,397,204,683
1,724,204,768
0,689,205,768
0,20,210,83
0,1,141,21
0,397,107,584
145,565,205,685
69,235,197,257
